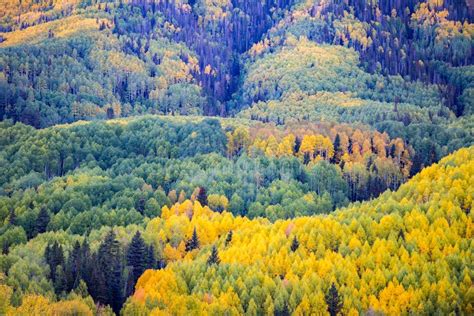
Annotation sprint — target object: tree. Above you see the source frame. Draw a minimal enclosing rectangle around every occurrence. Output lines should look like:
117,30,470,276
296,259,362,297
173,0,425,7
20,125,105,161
207,245,220,266
290,236,299,252
225,230,233,247
127,231,147,286
197,187,208,206
332,134,342,164
65,241,82,292
186,227,200,251
325,283,343,316
35,207,50,234
146,245,157,269
95,230,124,314
8,209,16,225
45,241,65,282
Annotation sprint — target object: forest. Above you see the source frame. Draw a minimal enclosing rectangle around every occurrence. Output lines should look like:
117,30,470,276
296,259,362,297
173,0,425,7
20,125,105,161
0,0,473,315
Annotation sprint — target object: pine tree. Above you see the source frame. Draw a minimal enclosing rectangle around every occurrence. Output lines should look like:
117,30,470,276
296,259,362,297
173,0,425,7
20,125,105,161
146,245,157,269
186,227,200,251
54,265,67,296
197,187,208,206
127,231,147,285
325,283,343,316
35,207,50,234
65,240,82,292
8,208,16,225
45,242,65,281
290,236,299,252
207,245,220,266
332,134,342,164
294,136,302,153
96,230,124,314
225,230,233,247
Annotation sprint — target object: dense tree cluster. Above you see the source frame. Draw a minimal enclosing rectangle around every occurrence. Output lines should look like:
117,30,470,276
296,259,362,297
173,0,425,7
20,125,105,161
121,146,473,315
0,1,472,314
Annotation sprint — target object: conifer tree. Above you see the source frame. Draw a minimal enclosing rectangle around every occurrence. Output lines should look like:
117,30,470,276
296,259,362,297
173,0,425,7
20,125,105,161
325,283,343,316
127,231,147,285
8,208,16,225
197,187,208,206
147,245,157,269
65,240,82,291
45,241,65,283
290,236,299,252
186,227,200,251
207,245,220,266
96,230,124,314
35,207,50,234
332,134,342,164
225,230,233,247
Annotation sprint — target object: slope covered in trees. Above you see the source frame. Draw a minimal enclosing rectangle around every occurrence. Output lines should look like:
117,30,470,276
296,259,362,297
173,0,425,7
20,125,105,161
0,0,473,314
122,145,474,315
0,0,472,126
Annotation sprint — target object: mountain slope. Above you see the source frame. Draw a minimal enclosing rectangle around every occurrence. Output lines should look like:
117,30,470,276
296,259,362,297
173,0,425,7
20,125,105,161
124,146,474,315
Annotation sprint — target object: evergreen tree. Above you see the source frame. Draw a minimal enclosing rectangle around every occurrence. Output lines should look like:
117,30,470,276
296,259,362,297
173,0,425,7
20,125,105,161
45,241,65,283
290,236,299,252
225,230,233,247
186,227,200,251
54,265,67,296
35,207,50,235
8,208,16,225
332,134,342,164
207,245,220,266
294,136,302,153
65,240,82,292
325,283,343,316
303,152,311,165
146,245,157,269
127,231,147,285
197,187,208,206
96,230,124,314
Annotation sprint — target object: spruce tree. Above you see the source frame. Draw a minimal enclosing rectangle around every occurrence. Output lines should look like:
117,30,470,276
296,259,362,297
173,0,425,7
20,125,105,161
197,187,208,206
127,231,147,285
325,283,343,316
186,227,200,251
45,241,65,283
331,134,342,164
8,208,16,225
294,136,302,153
66,240,82,292
35,207,50,234
146,245,157,269
290,236,299,252
207,245,220,266
225,230,233,247
97,230,124,314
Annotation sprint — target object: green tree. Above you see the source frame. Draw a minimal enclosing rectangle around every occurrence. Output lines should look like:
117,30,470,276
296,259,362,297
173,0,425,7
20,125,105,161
186,227,200,251
290,236,299,252
127,231,147,285
35,207,50,235
207,245,220,266
325,283,343,316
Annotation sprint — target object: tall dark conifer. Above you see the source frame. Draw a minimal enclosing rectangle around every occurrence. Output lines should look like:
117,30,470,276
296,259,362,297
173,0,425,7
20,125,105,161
127,231,147,285
207,245,220,266
197,187,208,206
186,227,200,251
290,236,299,252
325,283,343,316
225,230,233,247
65,240,82,292
36,207,50,234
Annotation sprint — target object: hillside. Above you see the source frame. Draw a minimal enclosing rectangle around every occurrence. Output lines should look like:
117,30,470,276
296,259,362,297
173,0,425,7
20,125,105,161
124,145,474,315
0,0,473,315
3,145,472,314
